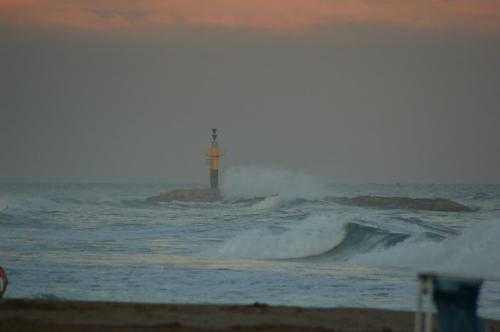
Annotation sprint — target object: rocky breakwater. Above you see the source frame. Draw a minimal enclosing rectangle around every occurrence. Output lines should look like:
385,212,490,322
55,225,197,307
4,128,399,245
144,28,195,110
327,196,478,212
146,190,478,212
147,188,222,203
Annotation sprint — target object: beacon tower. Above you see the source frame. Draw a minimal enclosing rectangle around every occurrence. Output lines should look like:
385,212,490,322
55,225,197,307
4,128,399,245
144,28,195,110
206,128,223,189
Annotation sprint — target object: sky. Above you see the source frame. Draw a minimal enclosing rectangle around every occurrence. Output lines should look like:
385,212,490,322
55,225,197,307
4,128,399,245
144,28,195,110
1,0,500,184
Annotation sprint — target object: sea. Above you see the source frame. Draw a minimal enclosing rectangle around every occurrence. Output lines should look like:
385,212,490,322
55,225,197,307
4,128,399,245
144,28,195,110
1,167,500,318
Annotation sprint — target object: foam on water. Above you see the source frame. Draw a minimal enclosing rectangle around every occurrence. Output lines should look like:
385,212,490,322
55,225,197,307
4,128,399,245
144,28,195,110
349,219,500,277
249,195,289,212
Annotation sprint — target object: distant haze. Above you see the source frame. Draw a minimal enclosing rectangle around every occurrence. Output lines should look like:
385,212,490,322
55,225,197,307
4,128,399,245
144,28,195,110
1,1,499,183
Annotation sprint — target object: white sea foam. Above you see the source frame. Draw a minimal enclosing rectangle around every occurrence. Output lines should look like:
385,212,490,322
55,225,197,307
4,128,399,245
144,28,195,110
250,195,288,212
215,215,347,259
220,166,329,200
349,220,500,277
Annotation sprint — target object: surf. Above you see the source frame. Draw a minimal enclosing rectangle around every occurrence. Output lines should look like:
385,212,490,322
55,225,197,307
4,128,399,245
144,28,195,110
213,214,411,261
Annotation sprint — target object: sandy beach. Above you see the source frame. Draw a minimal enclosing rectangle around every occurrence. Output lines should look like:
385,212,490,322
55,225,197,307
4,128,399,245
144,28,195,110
1,299,499,332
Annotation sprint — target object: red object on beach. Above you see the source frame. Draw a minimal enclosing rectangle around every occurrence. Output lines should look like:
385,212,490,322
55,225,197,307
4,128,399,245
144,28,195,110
0,267,8,298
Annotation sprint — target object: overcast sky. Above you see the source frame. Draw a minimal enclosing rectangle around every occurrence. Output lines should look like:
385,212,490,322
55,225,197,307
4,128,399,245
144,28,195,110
1,1,499,184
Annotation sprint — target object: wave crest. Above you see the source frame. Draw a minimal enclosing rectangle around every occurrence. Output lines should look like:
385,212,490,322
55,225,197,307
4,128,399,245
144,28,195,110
215,215,347,259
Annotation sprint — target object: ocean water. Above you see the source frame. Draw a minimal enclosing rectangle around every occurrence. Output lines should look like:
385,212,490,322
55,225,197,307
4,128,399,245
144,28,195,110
1,168,500,318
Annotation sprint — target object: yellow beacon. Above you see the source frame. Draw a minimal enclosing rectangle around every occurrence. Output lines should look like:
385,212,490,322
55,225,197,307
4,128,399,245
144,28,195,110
205,128,224,189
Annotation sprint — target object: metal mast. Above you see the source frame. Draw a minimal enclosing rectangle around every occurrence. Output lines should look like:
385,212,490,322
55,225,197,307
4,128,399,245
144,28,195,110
206,128,223,189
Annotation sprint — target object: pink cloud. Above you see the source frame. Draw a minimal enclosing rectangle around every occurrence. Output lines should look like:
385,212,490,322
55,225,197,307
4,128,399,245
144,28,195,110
1,0,499,34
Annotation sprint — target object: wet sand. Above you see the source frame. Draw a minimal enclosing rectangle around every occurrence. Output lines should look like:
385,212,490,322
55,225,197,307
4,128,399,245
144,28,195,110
1,299,499,332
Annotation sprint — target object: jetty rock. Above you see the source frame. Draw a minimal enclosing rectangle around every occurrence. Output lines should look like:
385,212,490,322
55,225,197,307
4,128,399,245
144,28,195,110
147,188,222,203
147,190,478,212
326,196,478,212
147,188,271,204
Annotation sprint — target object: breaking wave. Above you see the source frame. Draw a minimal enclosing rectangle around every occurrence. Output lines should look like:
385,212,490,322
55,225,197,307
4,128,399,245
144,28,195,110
214,213,500,278
220,166,330,200
303,223,410,261
249,195,289,212
349,219,500,277
214,215,410,260
248,196,324,213
215,215,347,259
